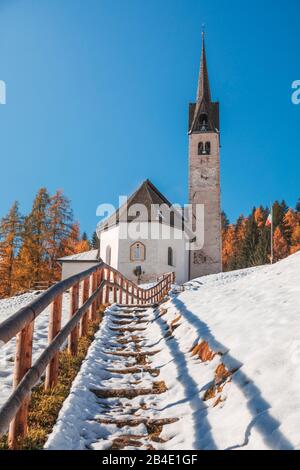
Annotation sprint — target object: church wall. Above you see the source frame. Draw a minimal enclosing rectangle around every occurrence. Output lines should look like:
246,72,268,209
117,222,189,285
99,226,120,269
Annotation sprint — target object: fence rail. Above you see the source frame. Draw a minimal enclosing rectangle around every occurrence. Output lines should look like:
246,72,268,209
0,261,175,448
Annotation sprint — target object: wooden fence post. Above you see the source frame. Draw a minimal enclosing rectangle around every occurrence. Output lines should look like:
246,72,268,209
90,272,98,321
98,268,104,307
125,280,129,304
80,277,90,337
8,321,34,449
131,285,134,304
68,282,79,356
119,276,123,304
113,272,117,303
45,294,63,390
105,268,110,305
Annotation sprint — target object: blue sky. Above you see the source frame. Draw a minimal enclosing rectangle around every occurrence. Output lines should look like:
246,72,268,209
0,0,299,236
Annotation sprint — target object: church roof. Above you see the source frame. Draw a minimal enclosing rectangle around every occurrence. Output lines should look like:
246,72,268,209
58,249,100,263
197,31,211,104
189,32,219,134
97,179,184,232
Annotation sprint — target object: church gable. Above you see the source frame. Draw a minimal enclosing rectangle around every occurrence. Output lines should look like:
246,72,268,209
98,179,183,232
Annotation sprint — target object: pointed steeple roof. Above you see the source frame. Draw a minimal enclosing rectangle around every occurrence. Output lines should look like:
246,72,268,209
197,31,211,104
189,31,219,134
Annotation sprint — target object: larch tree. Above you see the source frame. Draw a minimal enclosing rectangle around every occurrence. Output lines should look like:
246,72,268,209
60,223,89,255
282,209,298,247
47,190,73,279
222,224,236,271
273,226,289,262
0,202,23,298
254,206,265,228
17,188,51,289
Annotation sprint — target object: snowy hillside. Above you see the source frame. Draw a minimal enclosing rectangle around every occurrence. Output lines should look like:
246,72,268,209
0,292,70,409
46,252,300,450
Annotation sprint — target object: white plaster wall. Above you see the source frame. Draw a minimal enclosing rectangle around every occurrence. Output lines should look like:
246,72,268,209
117,222,189,284
99,226,119,269
61,262,98,280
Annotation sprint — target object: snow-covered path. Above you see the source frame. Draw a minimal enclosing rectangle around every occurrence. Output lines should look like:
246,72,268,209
46,303,181,450
46,252,300,450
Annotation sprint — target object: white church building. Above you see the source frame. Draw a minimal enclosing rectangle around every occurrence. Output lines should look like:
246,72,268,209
59,33,222,285
97,179,190,285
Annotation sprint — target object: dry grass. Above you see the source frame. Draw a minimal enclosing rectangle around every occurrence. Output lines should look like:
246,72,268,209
0,311,103,450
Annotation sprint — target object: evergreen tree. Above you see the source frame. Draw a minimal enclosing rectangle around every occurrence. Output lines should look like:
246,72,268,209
238,210,259,268
253,227,270,266
47,190,73,279
81,231,91,249
91,231,100,250
296,198,300,214
272,200,288,229
221,211,229,230
0,202,23,298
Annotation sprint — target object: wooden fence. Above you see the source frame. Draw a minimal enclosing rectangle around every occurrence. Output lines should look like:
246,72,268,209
0,262,175,448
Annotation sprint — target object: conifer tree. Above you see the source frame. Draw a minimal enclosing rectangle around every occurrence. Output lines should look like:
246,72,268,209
91,231,100,250
282,209,298,247
48,190,73,278
272,200,288,229
290,225,300,254
61,223,90,255
221,211,229,231
222,224,236,271
0,202,23,298
273,226,289,262
238,210,259,268
17,188,51,288
253,228,270,266
81,232,91,249
254,207,265,228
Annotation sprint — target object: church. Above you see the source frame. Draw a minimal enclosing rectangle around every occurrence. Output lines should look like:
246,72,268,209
59,33,222,285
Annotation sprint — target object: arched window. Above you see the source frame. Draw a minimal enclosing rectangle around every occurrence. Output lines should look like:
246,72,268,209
198,142,204,155
205,142,211,155
106,245,111,265
130,242,145,261
199,113,208,131
168,247,173,267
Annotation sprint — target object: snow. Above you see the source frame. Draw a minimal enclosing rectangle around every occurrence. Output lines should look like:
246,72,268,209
0,291,70,409
5,252,300,449
58,249,99,262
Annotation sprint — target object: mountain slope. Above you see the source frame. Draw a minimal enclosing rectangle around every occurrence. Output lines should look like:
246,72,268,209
45,252,300,450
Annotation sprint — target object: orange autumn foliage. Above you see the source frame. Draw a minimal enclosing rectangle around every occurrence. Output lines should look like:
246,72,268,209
273,226,289,262
0,190,91,298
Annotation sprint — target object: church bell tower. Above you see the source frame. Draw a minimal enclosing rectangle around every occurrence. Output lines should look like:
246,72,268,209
188,32,222,279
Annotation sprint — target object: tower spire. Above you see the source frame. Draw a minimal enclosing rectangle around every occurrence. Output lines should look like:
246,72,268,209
197,30,211,103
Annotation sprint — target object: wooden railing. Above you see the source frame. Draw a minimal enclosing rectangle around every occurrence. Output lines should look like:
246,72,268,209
0,262,175,448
